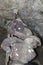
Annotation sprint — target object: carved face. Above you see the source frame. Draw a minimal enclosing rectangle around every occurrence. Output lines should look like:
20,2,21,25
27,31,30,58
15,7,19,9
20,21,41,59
15,21,24,33
8,19,25,39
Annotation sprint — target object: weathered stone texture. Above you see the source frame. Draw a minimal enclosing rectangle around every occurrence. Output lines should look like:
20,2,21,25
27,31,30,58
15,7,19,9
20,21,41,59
0,0,43,18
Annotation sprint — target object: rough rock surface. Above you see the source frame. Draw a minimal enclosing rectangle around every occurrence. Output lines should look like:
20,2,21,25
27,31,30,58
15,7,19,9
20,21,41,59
0,0,43,18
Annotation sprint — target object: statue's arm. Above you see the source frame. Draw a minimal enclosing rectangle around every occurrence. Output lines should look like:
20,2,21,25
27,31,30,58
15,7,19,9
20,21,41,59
24,28,41,48
1,38,12,52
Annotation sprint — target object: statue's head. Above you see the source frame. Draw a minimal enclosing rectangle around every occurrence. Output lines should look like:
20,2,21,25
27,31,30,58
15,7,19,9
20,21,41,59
7,18,26,39
14,18,24,33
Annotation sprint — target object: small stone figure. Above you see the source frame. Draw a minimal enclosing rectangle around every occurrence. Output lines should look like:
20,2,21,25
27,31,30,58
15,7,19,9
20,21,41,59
1,17,41,65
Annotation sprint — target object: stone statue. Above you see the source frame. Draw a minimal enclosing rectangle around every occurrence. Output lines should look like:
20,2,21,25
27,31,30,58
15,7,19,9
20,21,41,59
1,16,41,65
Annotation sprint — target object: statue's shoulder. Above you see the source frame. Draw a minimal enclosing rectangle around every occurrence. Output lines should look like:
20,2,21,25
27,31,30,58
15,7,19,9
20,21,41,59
23,27,32,38
2,37,14,45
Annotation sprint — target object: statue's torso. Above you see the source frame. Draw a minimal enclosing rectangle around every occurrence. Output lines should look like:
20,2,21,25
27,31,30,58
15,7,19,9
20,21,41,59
10,39,36,63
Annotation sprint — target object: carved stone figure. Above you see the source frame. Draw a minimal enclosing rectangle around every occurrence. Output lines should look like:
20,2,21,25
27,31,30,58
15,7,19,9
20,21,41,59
1,17,41,65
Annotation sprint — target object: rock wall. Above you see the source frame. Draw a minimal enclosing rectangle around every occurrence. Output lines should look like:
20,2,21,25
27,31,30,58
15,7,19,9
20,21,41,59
0,0,43,18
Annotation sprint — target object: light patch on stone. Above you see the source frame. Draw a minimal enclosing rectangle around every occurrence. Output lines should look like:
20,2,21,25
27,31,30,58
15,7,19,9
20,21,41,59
16,53,19,56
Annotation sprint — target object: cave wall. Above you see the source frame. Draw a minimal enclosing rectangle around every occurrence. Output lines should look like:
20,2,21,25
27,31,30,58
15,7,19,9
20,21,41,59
0,0,43,18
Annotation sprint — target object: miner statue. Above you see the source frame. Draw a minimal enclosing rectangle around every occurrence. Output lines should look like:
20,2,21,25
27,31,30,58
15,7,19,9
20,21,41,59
1,11,41,65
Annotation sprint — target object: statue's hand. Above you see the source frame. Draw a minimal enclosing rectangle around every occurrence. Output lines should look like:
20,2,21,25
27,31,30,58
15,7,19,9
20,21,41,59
24,36,41,48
